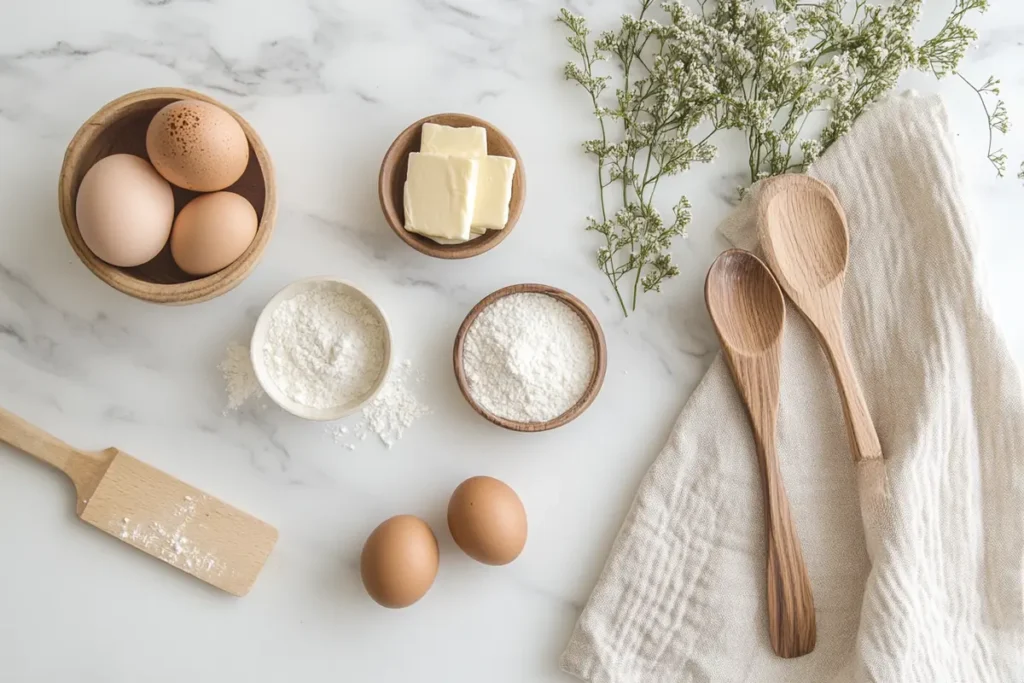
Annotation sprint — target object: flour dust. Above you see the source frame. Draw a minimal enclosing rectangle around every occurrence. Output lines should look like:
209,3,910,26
219,342,429,451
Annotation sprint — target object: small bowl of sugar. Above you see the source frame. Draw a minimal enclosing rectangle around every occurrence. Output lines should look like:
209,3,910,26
251,277,392,421
453,284,607,432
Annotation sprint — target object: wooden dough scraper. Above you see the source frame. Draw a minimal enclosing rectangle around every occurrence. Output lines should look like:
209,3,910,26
0,406,277,596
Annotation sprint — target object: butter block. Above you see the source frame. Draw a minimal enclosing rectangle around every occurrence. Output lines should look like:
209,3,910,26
420,123,487,159
471,155,517,231
427,232,483,245
403,152,478,241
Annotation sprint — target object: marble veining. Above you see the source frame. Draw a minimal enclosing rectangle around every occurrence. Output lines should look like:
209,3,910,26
1,1,1023,681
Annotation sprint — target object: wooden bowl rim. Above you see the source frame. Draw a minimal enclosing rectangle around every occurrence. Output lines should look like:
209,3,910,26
57,86,277,305
452,284,607,432
250,276,394,421
378,112,526,260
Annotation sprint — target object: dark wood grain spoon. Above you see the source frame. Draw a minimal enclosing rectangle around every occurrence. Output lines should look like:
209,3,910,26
705,249,816,659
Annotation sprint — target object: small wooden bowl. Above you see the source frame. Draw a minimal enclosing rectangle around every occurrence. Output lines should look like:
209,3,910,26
378,113,525,259
58,87,277,305
453,284,607,432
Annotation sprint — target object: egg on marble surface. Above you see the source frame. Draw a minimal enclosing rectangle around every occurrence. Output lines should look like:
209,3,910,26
447,476,527,566
360,515,439,609
169,191,257,276
75,153,174,267
146,99,249,192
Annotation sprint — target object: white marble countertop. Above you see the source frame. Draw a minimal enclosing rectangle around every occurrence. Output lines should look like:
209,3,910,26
1,1,1022,681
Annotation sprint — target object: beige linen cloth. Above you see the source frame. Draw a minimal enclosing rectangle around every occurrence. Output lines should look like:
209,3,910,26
561,94,1024,682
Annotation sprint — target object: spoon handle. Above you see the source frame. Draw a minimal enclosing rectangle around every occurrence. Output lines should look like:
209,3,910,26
755,437,817,658
820,330,883,463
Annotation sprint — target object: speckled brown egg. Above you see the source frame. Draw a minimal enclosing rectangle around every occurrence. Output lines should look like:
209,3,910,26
145,99,249,192
447,476,527,566
360,515,439,608
170,191,257,276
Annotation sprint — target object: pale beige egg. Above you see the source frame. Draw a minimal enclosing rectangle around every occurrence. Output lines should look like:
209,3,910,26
75,154,175,267
170,192,257,276
146,99,249,192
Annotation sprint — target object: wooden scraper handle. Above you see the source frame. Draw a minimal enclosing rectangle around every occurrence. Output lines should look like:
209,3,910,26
0,406,113,510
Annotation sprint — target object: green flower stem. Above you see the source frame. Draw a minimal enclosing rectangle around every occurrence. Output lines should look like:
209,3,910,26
956,71,1009,176
573,18,628,316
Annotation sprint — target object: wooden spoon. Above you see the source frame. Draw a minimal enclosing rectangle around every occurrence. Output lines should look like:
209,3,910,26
705,249,816,659
755,175,882,465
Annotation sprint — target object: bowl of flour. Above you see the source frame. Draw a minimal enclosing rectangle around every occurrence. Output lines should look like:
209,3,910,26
251,277,392,420
454,284,606,432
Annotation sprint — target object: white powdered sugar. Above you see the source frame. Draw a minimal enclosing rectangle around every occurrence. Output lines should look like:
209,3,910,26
262,284,387,410
462,292,595,422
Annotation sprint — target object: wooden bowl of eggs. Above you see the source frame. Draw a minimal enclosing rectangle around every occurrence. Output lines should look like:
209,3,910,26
58,87,276,305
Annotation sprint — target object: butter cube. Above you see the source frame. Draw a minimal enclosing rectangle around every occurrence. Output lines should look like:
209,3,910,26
420,123,487,159
471,155,517,231
427,233,483,245
403,153,478,241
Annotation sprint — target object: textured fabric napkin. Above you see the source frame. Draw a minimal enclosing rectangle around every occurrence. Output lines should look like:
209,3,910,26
561,94,1024,682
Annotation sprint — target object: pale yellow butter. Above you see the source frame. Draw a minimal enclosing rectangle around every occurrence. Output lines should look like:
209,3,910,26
420,123,487,159
471,155,517,231
427,233,483,245
403,153,478,241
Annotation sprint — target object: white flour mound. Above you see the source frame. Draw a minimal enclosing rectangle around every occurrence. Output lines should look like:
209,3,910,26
262,284,386,410
462,292,595,422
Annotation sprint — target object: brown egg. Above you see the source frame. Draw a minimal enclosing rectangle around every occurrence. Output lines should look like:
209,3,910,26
447,476,527,566
170,192,257,276
360,515,439,608
146,99,249,192
75,154,175,267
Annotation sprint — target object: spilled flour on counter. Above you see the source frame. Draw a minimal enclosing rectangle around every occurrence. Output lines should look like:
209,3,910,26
219,340,430,450
220,341,263,411
327,360,431,449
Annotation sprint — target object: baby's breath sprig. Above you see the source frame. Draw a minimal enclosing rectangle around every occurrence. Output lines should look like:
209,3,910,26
561,0,1000,316
957,74,1009,177
559,4,721,315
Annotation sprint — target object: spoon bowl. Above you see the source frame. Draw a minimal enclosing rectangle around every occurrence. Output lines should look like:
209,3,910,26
706,250,785,355
763,184,848,289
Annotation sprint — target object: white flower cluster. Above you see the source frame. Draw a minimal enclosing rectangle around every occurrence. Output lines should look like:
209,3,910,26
560,0,994,315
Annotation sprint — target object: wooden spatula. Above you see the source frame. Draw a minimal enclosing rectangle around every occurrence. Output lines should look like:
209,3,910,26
705,249,816,658
0,406,277,596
